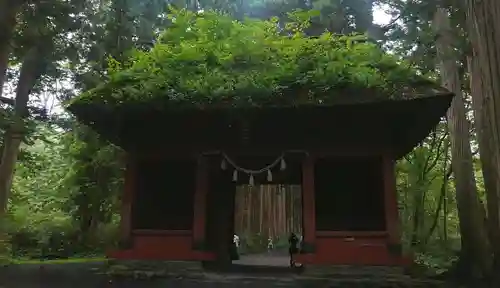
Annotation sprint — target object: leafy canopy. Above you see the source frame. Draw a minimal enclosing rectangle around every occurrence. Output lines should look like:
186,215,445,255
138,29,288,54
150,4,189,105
70,8,428,109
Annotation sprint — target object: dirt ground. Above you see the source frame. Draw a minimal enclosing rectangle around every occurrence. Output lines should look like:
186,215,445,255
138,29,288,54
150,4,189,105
0,261,450,288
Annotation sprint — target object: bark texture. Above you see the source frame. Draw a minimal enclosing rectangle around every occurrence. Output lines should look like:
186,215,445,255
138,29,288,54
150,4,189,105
433,7,491,279
465,0,500,275
468,54,500,270
0,0,24,97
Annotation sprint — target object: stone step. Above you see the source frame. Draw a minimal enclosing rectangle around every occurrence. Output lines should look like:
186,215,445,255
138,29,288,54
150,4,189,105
304,264,406,276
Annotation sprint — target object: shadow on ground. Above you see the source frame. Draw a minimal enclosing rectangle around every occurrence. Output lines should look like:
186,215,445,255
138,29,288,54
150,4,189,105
0,261,451,288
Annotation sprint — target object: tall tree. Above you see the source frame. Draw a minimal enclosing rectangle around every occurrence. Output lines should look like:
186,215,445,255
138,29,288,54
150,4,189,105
0,0,27,98
464,0,500,277
0,0,85,216
433,6,491,280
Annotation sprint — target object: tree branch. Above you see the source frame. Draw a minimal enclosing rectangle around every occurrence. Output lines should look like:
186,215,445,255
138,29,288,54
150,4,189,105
423,163,452,245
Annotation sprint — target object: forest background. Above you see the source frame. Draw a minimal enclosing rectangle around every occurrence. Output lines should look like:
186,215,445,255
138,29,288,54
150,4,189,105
1,0,500,283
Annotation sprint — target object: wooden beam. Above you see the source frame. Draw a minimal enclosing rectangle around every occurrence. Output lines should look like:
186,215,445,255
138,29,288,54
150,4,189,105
119,154,135,249
192,156,208,251
382,155,401,248
301,154,316,254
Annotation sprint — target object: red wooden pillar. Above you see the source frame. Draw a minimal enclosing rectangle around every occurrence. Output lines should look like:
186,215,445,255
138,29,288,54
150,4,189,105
119,154,135,249
301,154,316,258
382,155,401,251
192,156,208,252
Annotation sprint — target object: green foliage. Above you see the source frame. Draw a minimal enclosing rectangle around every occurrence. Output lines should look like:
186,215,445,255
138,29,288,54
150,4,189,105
71,8,428,109
396,125,462,272
6,124,121,260
414,252,459,275
7,126,75,258
0,0,477,278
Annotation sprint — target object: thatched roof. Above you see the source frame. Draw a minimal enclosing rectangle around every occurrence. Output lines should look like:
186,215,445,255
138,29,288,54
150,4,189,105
66,10,454,157
68,10,451,112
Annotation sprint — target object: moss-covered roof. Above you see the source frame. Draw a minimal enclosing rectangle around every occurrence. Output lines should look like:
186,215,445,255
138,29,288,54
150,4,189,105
68,9,451,112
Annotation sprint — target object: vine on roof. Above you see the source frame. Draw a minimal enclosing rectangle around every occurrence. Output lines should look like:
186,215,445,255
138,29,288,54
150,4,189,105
69,7,426,109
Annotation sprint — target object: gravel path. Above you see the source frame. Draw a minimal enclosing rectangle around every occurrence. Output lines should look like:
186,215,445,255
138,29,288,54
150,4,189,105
233,254,290,267
3,263,306,288
0,262,449,288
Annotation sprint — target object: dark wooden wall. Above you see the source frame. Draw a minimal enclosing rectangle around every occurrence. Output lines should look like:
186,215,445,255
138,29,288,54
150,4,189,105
314,156,386,232
132,158,196,230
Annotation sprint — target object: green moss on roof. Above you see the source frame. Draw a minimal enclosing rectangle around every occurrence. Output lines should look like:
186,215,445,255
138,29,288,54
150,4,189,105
68,9,448,111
